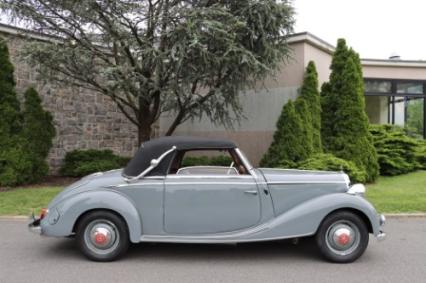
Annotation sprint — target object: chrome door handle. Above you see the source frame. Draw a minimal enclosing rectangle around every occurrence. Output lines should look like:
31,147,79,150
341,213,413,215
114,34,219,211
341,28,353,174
244,190,258,195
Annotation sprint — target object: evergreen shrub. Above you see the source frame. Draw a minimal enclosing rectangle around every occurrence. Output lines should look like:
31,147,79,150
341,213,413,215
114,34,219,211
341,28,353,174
297,153,367,183
370,124,419,175
60,149,130,177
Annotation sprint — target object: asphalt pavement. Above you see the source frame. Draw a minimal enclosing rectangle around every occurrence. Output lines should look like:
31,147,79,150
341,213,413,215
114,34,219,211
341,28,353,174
0,218,425,283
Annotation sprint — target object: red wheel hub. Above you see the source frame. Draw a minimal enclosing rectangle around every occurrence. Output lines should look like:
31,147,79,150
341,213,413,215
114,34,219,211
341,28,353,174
95,232,107,244
337,233,350,245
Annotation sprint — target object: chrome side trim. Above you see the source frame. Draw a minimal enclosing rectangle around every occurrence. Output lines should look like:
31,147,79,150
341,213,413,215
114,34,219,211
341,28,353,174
267,181,347,185
258,168,340,174
117,181,256,187
139,232,314,244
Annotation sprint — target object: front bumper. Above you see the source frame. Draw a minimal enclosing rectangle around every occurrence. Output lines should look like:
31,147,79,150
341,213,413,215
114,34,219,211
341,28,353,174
28,215,42,235
376,214,386,241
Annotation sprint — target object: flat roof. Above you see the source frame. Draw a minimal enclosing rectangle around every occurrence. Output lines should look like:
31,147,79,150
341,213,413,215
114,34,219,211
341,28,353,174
2,22,426,68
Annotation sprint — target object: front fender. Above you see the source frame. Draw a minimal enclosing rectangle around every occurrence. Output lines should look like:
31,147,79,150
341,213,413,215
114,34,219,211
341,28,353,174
258,193,380,239
41,190,142,243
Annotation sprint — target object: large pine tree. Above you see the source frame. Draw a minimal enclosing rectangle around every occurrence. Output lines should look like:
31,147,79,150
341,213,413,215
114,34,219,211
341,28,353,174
321,39,379,182
299,61,322,153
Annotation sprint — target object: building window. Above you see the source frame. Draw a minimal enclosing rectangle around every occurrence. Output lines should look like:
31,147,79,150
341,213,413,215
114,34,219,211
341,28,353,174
397,82,423,94
364,78,426,139
365,80,391,93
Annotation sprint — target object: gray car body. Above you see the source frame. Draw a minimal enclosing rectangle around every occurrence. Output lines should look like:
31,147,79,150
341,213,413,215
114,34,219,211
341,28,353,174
39,163,383,244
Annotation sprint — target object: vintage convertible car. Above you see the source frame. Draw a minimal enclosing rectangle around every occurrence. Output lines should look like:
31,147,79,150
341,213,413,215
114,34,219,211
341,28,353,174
29,136,386,262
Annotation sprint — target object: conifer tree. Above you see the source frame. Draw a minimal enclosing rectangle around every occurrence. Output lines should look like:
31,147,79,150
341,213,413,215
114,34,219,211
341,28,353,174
321,39,379,182
0,37,31,186
22,87,56,182
299,61,322,152
0,36,21,147
294,98,314,157
260,100,308,167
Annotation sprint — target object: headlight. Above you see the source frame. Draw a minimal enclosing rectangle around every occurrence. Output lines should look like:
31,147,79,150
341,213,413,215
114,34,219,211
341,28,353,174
347,184,366,196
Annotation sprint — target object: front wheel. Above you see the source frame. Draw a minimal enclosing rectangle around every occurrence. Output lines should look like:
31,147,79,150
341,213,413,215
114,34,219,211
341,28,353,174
76,211,130,262
316,211,369,263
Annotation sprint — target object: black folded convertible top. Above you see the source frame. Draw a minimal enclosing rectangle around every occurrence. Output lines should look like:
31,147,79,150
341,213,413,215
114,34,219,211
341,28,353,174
123,136,236,177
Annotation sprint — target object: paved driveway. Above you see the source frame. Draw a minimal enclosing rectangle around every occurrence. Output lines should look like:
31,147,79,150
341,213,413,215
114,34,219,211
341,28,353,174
0,218,425,283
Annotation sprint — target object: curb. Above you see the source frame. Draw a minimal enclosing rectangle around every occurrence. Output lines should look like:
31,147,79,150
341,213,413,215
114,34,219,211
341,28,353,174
384,213,426,218
0,216,28,221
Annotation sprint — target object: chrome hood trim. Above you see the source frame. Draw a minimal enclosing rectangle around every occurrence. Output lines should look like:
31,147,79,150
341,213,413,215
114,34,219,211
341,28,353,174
258,168,349,185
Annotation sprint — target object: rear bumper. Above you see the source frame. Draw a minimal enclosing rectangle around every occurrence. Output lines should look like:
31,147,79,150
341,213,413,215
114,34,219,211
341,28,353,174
28,216,42,235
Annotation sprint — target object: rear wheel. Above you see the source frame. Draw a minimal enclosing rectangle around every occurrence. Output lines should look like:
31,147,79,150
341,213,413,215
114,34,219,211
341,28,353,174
316,211,369,263
76,211,129,262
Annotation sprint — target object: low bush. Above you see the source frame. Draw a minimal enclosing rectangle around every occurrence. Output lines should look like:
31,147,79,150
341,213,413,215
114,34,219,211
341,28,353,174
296,153,367,183
60,149,130,177
181,155,233,167
370,125,419,176
0,145,34,187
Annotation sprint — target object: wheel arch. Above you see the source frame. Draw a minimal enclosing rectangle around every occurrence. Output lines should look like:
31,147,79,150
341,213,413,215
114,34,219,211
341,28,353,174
72,208,129,234
317,207,373,234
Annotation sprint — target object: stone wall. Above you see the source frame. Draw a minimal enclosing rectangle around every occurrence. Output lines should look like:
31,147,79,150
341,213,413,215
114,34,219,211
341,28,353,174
2,32,139,173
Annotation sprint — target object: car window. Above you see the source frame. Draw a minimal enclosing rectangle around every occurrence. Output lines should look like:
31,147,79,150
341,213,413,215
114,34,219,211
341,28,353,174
177,166,239,175
168,149,249,175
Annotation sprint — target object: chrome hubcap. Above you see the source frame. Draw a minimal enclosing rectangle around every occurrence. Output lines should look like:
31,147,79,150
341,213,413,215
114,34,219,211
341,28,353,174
325,220,360,256
84,220,119,254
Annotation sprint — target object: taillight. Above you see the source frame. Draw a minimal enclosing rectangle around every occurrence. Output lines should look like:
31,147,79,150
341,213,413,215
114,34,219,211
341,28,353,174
39,208,49,220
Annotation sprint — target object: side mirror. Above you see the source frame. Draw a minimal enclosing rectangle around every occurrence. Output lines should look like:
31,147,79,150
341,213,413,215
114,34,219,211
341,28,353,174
150,159,159,167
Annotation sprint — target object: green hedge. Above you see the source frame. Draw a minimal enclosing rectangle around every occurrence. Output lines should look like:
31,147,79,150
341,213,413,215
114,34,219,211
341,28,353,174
370,125,420,176
181,155,233,167
415,140,426,170
60,149,130,177
296,153,367,183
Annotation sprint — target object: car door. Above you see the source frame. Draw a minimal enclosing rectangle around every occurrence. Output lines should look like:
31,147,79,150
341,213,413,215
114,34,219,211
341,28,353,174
164,174,261,235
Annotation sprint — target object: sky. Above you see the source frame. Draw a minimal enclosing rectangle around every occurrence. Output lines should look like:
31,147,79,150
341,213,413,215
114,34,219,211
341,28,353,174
294,0,426,60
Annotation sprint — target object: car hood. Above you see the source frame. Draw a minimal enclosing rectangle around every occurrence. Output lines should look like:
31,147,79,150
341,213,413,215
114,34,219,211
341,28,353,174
257,168,350,186
48,169,125,208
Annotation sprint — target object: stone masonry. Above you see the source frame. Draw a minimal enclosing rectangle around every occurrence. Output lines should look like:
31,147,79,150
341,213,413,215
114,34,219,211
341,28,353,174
1,30,139,173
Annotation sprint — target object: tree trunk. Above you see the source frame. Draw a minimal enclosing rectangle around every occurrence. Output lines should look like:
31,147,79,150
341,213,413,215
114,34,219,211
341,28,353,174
137,123,152,145
165,110,185,136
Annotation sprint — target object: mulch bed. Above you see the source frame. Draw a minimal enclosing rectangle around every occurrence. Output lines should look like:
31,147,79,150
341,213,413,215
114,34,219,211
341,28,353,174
0,176,79,191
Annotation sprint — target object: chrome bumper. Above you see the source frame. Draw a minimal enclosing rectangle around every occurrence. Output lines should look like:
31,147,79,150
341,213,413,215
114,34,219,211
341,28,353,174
376,214,386,241
28,216,42,235
377,232,386,241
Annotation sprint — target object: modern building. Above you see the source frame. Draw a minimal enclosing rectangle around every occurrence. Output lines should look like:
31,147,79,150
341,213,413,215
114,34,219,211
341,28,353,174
167,32,426,163
0,24,425,170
